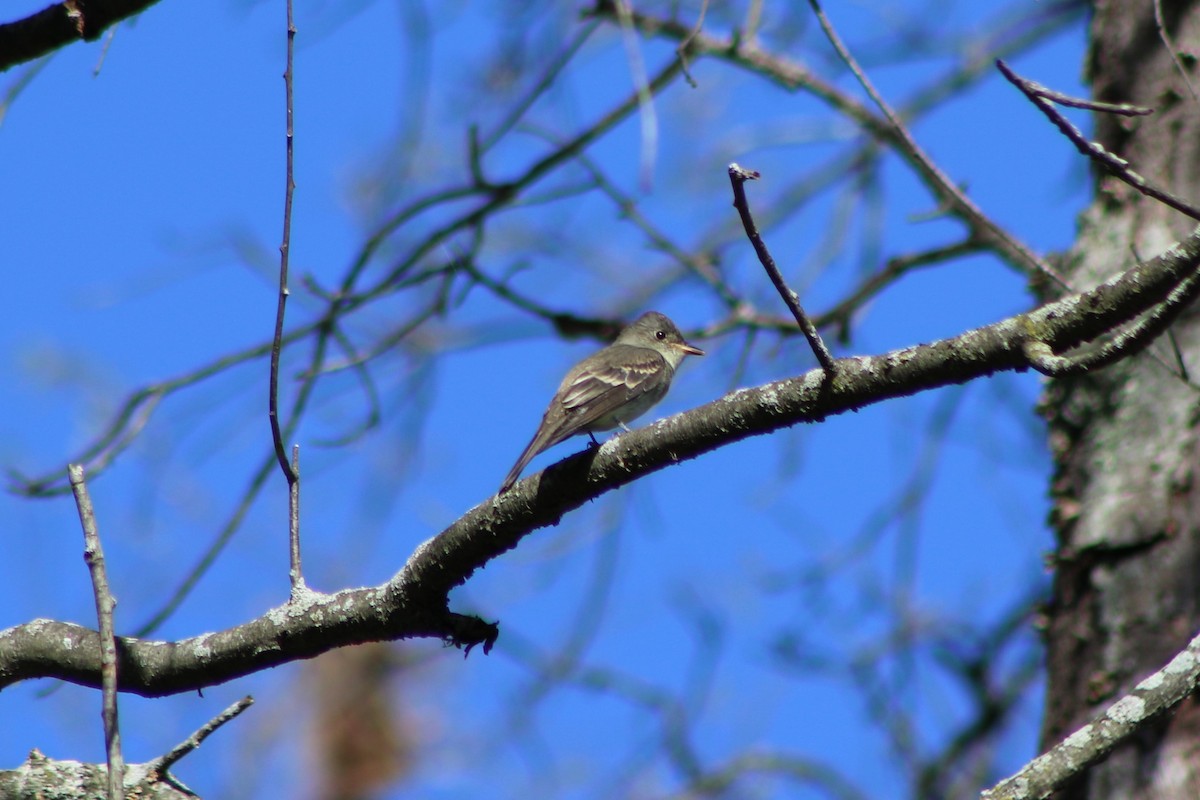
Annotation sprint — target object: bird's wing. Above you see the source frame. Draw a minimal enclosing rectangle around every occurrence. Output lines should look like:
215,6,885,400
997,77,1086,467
557,344,670,425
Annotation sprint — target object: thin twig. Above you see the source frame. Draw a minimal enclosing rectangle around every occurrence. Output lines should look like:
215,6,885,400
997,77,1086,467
476,20,599,154
341,55,687,303
149,696,254,778
276,0,304,595
1000,75,1152,116
805,0,1064,286
1153,0,1200,112
996,59,1200,222
69,464,124,800
566,147,741,308
91,26,116,77
821,239,985,343
0,57,52,128
727,163,837,374
289,445,304,594
675,0,710,87
613,0,658,190
269,0,299,483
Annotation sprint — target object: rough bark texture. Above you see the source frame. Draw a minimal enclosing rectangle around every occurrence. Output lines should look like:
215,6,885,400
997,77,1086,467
1040,0,1200,796
0,749,191,799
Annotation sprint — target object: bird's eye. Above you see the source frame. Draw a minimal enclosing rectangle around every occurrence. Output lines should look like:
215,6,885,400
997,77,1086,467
656,330,666,340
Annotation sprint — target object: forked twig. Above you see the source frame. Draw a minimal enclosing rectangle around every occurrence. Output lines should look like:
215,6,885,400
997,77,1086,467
996,58,1200,222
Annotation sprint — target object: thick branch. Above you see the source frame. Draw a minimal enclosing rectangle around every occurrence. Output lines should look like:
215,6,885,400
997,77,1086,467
0,0,162,72
983,629,1200,800
4,227,1200,696
0,588,495,696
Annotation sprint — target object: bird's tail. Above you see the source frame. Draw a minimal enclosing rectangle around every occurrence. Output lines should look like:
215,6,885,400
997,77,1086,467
498,434,544,495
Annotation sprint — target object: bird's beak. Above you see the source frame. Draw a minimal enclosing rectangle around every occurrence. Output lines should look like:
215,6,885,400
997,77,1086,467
676,342,705,357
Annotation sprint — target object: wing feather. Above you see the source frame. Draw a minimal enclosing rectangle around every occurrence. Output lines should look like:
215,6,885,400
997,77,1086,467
557,344,669,424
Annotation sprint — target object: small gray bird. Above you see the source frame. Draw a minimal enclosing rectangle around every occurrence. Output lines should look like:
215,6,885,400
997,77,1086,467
499,311,704,494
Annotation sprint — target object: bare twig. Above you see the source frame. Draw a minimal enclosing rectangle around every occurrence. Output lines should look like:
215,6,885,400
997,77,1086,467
91,26,117,77
289,445,304,594
149,696,254,779
476,20,599,154
996,75,1152,116
613,0,658,190
6,324,322,497
727,163,837,374
133,367,322,637
804,0,1064,286
666,751,868,800
269,0,299,484
1154,0,1200,112
0,57,52,128
274,1,305,597
996,59,1200,222
820,239,985,343
674,0,710,87
68,464,124,800
559,146,741,308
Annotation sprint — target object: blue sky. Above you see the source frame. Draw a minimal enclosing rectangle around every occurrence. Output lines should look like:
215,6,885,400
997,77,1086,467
1,1,1090,797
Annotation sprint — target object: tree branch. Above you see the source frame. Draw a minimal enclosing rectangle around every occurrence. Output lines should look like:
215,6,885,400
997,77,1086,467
983,628,1200,800
4,225,1199,697
0,0,162,72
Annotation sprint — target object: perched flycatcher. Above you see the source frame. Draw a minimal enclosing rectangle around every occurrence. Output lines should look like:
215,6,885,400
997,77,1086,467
499,311,704,494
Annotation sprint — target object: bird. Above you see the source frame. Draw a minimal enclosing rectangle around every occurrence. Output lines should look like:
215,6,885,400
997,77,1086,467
499,311,704,494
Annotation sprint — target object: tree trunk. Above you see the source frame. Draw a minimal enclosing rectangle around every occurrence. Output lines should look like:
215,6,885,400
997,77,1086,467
1041,0,1200,796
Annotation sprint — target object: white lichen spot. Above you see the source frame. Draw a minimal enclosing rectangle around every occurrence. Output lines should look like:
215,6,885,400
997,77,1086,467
1137,671,1165,691
286,587,326,619
265,604,293,627
1063,726,1095,751
1163,648,1199,676
1107,695,1145,724
191,635,213,659
123,764,151,785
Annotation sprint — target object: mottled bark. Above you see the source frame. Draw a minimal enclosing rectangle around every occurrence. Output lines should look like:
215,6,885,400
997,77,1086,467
1041,0,1200,796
